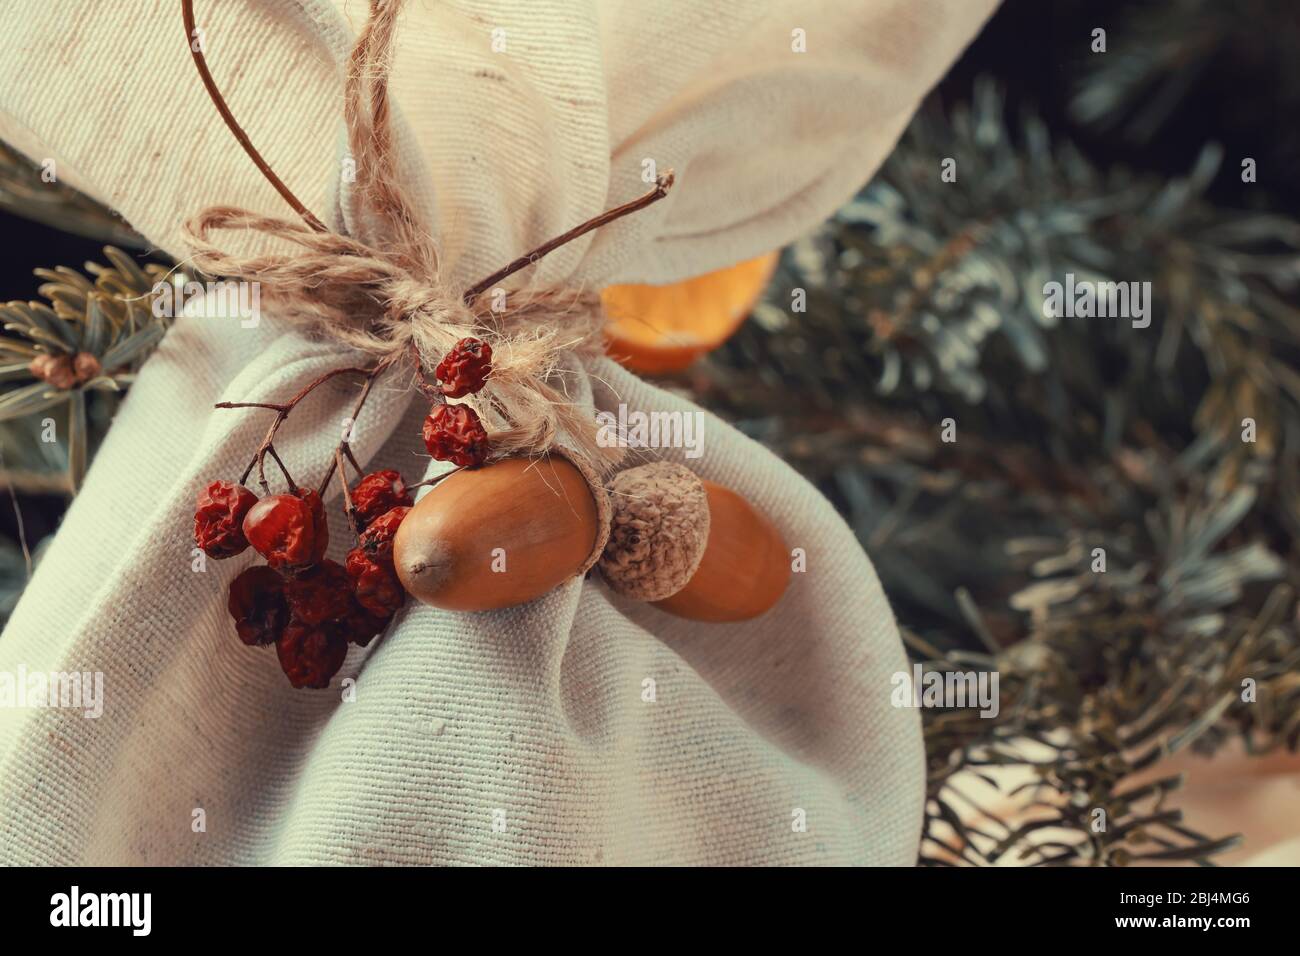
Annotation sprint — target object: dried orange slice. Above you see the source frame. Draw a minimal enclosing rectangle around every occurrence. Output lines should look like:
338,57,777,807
601,252,779,375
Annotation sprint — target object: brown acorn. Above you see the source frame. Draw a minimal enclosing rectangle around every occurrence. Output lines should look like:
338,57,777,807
393,455,602,612
599,462,790,622
394,456,790,621
655,481,789,622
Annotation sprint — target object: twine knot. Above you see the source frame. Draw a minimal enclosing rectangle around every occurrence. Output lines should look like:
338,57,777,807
179,0,668,474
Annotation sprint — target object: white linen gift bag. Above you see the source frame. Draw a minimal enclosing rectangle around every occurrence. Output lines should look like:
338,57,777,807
0,0,997,864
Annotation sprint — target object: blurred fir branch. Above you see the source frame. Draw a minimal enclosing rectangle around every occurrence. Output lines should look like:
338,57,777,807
1069,0,1229,140
0,247,173,494
0,141,144,247
692,80,1300,865
0,139,178,624
1068,0,1300,174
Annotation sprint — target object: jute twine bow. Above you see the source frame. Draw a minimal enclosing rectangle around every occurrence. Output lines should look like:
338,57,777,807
179,0,671,475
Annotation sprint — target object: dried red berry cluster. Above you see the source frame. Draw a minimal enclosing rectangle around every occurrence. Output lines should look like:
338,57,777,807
195,470,413,689
423,337,492,468
198,337,495,689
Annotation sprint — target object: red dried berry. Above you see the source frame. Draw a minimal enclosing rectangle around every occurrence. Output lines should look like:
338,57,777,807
276,620,349,689
227,565,288,647
283,559,354,626
242,488,329,571
342,599,392,648
358,506,410,562
350,469,412,528
195,480,258,558
346,547,406,617
435,337,493,398
422,403,489,467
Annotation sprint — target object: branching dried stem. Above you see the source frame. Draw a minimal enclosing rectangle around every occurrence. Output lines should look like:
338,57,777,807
334,448,359,535
263,445,296,494
314,356,399,501
216,359,395,498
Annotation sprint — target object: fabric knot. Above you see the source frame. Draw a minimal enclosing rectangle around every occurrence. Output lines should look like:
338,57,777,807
180,0,643,476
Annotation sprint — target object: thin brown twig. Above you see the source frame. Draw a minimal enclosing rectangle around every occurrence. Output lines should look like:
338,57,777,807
407,466,463,491
216,401,288,413
343,445,365,477
460,172,676,303
219,363,386,492
409,340,443,400
181,0,327,232
217,364,375,415
265,444,297,493
335,448,359,535
316,357,398,498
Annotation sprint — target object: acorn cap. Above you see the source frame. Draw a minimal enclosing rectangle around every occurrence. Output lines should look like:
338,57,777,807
599,461,710,602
